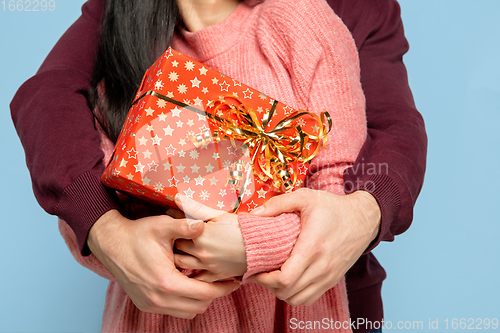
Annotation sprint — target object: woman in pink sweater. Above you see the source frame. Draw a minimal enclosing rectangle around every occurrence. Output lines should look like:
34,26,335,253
59,0,366,331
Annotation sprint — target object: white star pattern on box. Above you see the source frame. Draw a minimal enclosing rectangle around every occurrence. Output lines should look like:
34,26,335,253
187,119,195,127
113,169,120,176
219,189,227,197
312,124,320,133
165,144,176,155
154,80,164,90
232,79,241,86
246,200,259,210
134,162,145,173
166,91,174,98
176,120,184,128
119,158,128,168
158,112,168,121
127,148,138,159
205,163,214,172
202,87,209,94
212,77,219,84
147,161,159,172
283,105,294,115
184,187,194,198
163,161,172,170
257,188,267,198
154,182,164,192
298,164,308,175
147,124,154,132
156,99,167,108
191,77,201,88
151,134,162,145
176,164,185,173
193,97,203,106
171,60,178,67
185,61,195,71
127,173,134,180
178,138,186,146
138,136,148,145
163,126,174,136
178,150,186,157
145,107,155,116
171,106,182,117
212,152,220,160
190,150,199,159
199,190,209,201
168,177,179,187
183,175,191,183
164,48,173,58
195,175,205,186
178,84,187,94
217,201,225,209
156,70,162,77
142,176,151,185
198,66,208,75
190,164,200,173
243,88,253,99
219,81,230,91
210,177,218,185
169,71,179,81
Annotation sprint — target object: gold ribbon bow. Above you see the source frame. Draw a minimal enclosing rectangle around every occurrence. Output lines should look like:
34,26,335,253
203,96,332,192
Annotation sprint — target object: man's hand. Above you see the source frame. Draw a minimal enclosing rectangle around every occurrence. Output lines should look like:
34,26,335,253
249,189,381,306
172,194,247,282
87,209,239,319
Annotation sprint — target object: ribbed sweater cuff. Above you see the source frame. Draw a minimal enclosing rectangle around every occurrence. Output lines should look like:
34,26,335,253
238,212,301,282
54,171,120,256
344,171,400,253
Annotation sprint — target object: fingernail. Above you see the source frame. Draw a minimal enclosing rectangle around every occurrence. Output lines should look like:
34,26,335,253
250,206,265,215
188,220,202,230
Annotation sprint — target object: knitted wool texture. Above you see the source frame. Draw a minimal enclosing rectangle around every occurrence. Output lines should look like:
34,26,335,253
59,0,366,331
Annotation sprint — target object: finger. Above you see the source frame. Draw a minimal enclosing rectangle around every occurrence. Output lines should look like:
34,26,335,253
249,188,316,217
175,239,196,255
164,218,204,241
175,194,225,220
174,253,205,270
284,278,334,307
165,269,238,301
166,208,185,219
193,271,222,283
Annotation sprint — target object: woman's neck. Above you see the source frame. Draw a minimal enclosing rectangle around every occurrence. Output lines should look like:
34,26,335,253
177,0,241,32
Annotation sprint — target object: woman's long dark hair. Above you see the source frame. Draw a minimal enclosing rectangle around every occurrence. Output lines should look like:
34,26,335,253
88,0,181,143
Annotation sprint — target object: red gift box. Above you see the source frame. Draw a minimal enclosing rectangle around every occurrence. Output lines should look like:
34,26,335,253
102,48,330,213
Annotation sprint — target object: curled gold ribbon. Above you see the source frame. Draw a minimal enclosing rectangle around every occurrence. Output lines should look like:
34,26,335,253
204,96,332,192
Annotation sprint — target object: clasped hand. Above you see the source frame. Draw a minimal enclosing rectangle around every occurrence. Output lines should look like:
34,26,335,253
173,189,381,307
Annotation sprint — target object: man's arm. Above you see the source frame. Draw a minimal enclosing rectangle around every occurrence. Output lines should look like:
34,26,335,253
331,0,427,250
10,0,114,255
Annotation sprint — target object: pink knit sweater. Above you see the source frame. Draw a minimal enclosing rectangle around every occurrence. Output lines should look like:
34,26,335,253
59,0,366,331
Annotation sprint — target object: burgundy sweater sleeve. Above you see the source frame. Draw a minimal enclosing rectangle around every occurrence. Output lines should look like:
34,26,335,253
329,0,428,251
10,0,118,255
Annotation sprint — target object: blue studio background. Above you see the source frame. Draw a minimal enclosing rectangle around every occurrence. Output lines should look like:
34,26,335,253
1,1,499,332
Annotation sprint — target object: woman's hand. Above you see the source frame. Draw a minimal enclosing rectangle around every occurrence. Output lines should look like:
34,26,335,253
172,194,247,282
249,188,381,306
87,209,239,319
